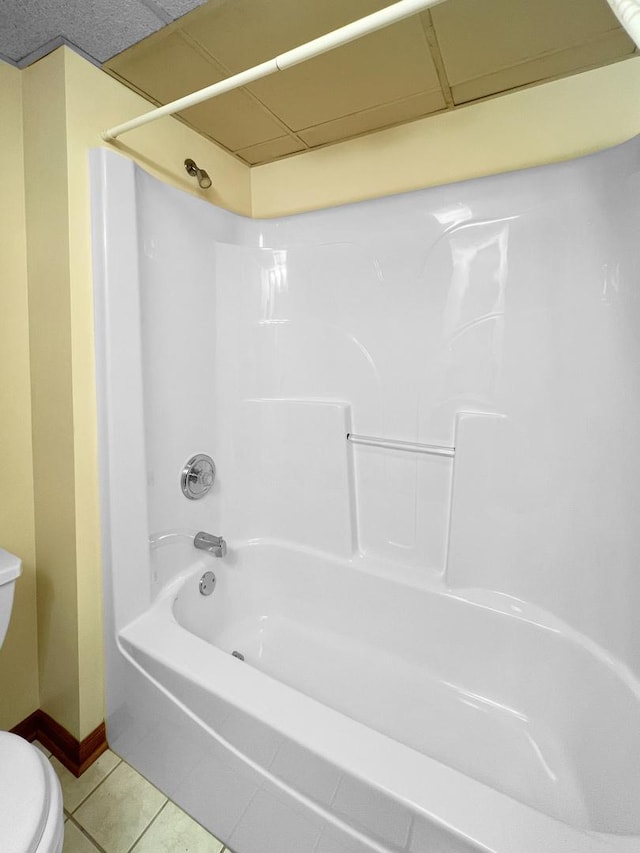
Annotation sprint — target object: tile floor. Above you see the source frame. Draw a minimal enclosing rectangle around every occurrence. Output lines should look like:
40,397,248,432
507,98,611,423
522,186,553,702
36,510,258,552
34,741,231,853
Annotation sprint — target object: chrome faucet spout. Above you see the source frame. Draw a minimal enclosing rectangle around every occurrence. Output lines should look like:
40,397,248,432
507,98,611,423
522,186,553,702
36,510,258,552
194,531,227,558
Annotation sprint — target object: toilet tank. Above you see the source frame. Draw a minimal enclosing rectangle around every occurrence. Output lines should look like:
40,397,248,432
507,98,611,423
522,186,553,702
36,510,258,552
0,549,21,648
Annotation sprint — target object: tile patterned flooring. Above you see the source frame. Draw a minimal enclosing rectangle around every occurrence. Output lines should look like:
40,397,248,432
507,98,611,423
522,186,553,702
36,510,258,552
34,741,230,853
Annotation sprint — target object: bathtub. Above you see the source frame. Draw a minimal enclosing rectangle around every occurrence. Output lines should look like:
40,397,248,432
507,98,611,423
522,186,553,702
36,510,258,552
113,539,640,853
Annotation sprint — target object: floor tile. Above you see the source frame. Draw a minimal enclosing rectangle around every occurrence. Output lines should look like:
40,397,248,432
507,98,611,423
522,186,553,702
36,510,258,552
51,749,121,813
62,820,102,853
74,761,166,853
33,739,52,758
131,801,224,853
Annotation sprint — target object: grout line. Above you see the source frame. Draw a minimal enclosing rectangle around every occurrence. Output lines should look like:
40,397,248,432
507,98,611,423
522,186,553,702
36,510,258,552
63,755,225,852
68,815,109,853
59,753,122,815
125,798,170,853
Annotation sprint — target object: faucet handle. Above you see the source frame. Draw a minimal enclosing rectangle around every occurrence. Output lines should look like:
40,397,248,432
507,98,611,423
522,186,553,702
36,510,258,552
181,454,216,500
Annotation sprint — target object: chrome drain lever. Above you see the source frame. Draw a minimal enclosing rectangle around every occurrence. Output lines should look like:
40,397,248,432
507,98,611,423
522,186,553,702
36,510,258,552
199,571,216,596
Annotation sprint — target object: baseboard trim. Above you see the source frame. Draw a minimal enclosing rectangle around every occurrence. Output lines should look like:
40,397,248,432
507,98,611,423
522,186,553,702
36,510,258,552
10,710,108,777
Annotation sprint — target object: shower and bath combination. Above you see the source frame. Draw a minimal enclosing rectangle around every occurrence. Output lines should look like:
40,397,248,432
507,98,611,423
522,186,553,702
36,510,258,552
92,135,640,853
91,1,640,852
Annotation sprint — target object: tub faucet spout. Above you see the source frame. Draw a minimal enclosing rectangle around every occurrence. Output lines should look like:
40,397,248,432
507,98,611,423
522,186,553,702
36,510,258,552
194,531,227,558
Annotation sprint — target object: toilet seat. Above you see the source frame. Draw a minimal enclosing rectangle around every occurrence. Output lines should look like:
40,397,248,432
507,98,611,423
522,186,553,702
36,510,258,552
0,732,64,853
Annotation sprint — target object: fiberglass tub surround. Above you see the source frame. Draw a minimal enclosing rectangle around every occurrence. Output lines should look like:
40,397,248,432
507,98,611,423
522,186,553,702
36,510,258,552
91,137,640,853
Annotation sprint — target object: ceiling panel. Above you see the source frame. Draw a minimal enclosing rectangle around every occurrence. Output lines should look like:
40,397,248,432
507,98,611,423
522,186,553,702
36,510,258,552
235,136,307,165
107,31,288,150
180,90,287,151
109,31,222,103
450,29,635,104
246,19,441,130
430,0,632,84
104,0,637,166
297,91,446,148
180,0,392,73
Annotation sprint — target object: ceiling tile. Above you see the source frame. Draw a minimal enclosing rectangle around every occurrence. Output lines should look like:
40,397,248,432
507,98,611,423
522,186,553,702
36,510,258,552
107,31,223,102
0,0,166,64
298,90,446,147
235,136,307,165
451,30,635,103
181,0,392,72
54,0,165,64
107,31,286,150
145,0,207,19
180,91,286,151
0,1,57,61
431,0,631,85
246,18,442,131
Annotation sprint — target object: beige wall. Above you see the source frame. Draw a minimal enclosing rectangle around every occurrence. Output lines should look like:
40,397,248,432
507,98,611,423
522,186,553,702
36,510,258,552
3,46,640,739
16,47,251,740
0,62,40,730
22,51,82,737
251,56,640,217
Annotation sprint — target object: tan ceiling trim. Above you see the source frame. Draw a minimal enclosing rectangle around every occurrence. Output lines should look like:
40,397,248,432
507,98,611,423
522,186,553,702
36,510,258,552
180,29,310,151
419,10,454,109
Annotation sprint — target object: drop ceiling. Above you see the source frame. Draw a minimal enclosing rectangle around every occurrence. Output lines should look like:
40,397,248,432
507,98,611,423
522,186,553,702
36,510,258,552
104,0,637,165
2,0,636,165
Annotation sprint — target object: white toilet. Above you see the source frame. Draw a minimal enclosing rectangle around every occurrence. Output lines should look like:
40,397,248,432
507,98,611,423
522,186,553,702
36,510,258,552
0,549,64,853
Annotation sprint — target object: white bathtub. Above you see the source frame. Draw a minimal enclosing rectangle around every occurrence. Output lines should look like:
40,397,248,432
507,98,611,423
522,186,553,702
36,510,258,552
116,539,640,853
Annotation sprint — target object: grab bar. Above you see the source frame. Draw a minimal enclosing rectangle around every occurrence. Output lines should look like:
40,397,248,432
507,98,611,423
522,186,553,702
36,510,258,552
346,433,455,458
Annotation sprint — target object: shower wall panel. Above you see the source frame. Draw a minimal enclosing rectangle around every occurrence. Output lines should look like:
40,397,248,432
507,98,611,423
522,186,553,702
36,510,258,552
128,137,640,673
135,172,240,541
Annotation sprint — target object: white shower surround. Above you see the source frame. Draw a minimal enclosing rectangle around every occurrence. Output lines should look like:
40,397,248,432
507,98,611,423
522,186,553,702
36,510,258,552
90,137,640,853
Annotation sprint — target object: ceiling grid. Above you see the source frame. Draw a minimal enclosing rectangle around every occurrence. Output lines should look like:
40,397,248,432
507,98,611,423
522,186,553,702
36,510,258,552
419,11,455,109
104,0,636,164
1,0,636,164
180,29,309,154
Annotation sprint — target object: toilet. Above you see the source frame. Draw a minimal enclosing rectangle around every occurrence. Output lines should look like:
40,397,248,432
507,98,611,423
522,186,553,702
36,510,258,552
0,549,64,853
